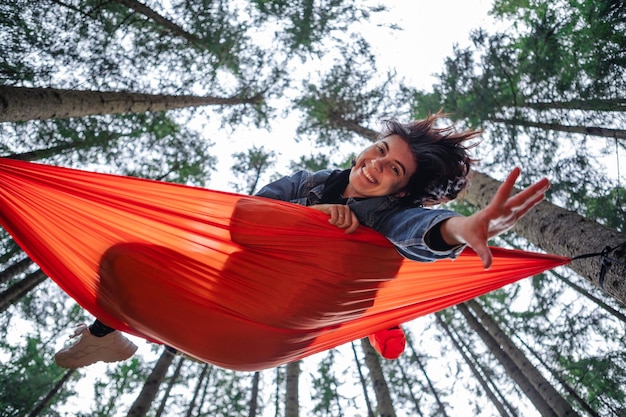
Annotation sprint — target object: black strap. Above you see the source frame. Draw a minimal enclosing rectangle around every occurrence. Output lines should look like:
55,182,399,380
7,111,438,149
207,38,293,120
572,242,626,290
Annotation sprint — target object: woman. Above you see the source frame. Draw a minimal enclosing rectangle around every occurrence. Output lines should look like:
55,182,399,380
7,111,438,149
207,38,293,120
55,113,549,368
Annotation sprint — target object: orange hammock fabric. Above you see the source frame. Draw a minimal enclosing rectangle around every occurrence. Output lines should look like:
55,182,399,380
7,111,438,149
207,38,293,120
0,158,570,371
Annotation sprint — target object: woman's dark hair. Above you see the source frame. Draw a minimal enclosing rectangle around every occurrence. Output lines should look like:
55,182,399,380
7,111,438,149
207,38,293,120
379,112,480,205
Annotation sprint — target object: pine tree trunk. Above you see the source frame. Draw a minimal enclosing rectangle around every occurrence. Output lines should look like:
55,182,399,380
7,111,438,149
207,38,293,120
436,314,512,417
458,302,573,417
488,116,626,139
466,171,626,305
285,361,300,417
154,356,185,417
185,363,211,417
360,337,396,417
114,0,200,43
405,336,450,417
466,300,579,416
0,256,33,285
3,141,100,161
0,269,47,313
127,346,177,417
396,361,425,416
27,369,76,417
352,342,376,417
522,98,626,112
0,85,260,122
248,371,261,417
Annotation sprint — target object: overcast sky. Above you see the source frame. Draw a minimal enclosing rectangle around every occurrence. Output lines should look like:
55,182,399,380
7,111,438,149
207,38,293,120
206,0,498,193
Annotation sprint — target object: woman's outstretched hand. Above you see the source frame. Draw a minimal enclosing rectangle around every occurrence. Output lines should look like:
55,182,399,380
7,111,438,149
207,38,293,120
440,167,550,269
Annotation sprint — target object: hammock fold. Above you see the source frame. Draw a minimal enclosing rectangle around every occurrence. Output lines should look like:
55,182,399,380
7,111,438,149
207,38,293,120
0,158,570,371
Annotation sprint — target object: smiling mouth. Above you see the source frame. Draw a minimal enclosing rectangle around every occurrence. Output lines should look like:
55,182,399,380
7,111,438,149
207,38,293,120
361,166,377,184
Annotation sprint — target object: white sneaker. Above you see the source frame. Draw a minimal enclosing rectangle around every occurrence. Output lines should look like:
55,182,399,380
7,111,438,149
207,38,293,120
54,324,138,369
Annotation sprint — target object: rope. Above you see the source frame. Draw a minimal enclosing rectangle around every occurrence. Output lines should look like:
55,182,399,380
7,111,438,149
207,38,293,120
572,242,626,290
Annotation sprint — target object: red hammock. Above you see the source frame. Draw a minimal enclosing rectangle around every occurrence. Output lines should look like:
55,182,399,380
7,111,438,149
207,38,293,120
0,158,569,371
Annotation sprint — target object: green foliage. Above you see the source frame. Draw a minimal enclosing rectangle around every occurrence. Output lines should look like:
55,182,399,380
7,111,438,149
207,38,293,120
560,353,626,413
230,145,277,194
0,335,76,417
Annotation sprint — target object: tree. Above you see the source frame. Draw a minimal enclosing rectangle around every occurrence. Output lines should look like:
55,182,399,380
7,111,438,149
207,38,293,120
285,361,300,417
127,346,177,417
360,337,396,417
0,85,263,122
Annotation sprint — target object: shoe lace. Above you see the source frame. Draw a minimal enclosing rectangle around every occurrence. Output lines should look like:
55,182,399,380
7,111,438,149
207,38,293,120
70,323,89,339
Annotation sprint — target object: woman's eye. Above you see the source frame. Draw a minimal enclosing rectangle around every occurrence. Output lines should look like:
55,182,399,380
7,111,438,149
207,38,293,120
376,145,384,154
392,166,400,175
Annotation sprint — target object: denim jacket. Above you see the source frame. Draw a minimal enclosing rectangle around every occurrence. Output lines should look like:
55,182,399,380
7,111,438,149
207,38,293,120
255,170,465,262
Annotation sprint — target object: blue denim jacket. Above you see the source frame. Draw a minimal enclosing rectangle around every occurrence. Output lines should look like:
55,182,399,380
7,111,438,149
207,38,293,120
255,170,464,262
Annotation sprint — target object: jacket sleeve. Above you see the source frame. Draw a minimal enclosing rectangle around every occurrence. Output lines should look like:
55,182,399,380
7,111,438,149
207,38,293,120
364,204,465,262
254,171,310,201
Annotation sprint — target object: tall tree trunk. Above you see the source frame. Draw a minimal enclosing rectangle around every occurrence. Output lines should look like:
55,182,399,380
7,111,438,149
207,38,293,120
436,314,513,417
510,332,602,417
0,256,33,285
185,363,211,417
550,270,626,324
285,361,300,417
27,369,77,417
352,341,376,417
274,367,282,417
248,371,261,417
360,337,396,417
405,335,450,417
113,0,200,44
488,116,626,139
0,269,47,313
466,171,626,305
0,86,261,122
396,359,425,417
154,356,185,417
521,98,626,112
466,299,579,416
449,317,520,417
456,303,558,416
127,346,177,417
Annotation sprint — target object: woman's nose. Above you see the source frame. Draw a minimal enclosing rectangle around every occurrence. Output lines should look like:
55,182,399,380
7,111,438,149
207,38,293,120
370,159,381,172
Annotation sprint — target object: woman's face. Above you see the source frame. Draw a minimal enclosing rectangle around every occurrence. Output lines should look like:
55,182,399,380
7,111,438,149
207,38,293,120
345,135,418,198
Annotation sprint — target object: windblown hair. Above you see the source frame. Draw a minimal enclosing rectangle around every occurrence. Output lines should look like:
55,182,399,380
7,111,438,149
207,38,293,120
379,112,480,205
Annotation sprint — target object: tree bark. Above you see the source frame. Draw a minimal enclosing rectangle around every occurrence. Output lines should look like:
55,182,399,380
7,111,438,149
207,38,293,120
248,371,261,417
285,361,300,417
127,346,177,417
521,98,626,113
0,256,33,285
488,116,626,139
457,303,559,417
185,363,211,417
0,269,47,313
466,171,626,305
360,337,396,417
405,336,450,417
0,85,261,122
154,356,185,417
352,341,376,417
436,314,513,417
27,369,77,417
464,300,581,416
114,0,200,44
